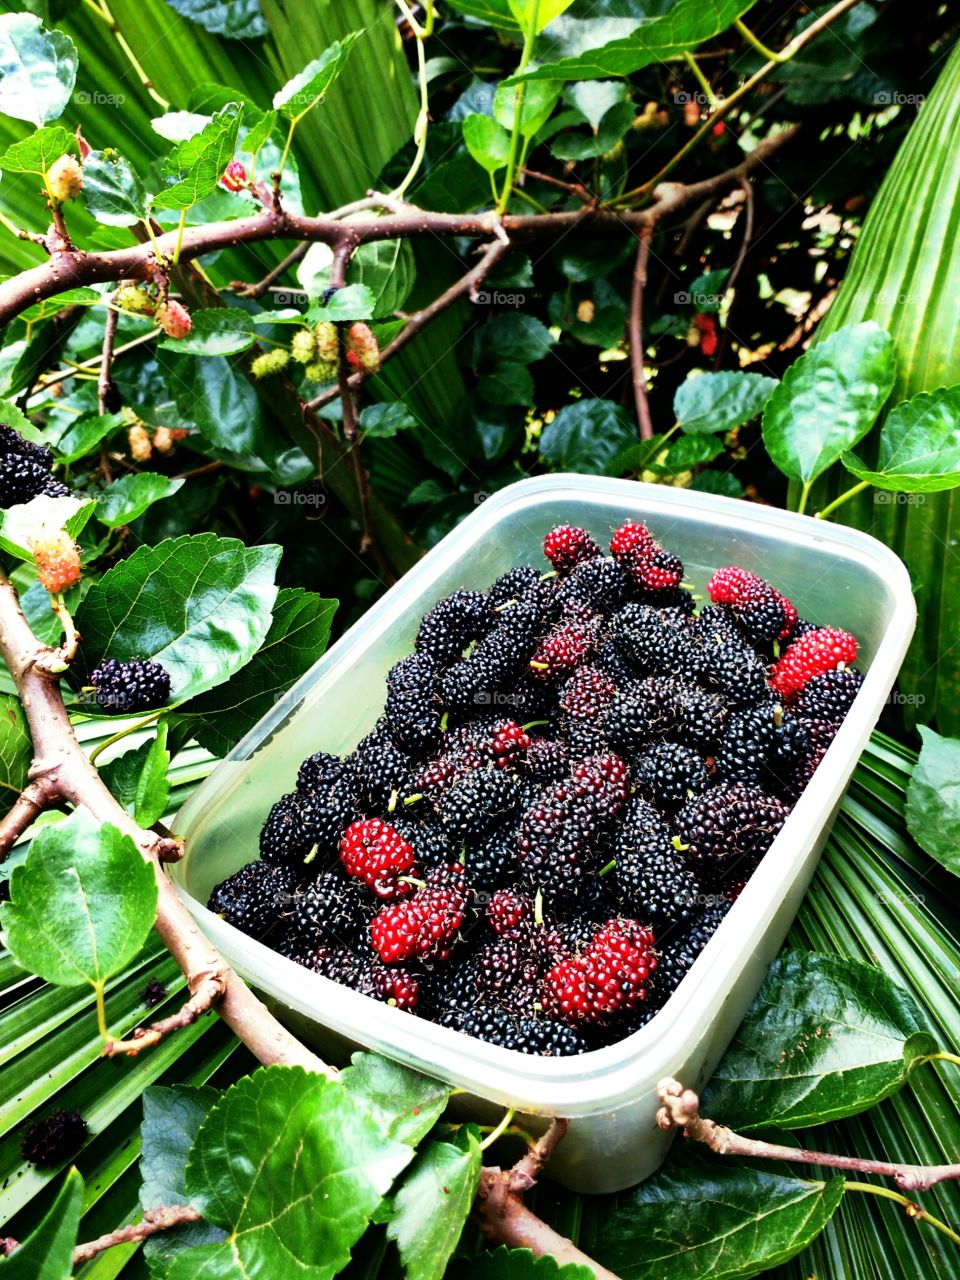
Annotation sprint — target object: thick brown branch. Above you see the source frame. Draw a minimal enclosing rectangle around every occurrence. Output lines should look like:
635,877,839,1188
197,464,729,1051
72,1205,202,1265
104,970,224,1055
0,128,797,330
0,782,50,858
657,1078,960,1194
306,238,511,411
628,225,654,441
0,567,326,1073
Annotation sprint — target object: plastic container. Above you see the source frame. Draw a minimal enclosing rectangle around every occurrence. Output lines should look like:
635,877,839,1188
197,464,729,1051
171,474,916,1193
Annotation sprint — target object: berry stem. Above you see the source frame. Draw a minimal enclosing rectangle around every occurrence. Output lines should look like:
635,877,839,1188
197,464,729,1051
734,18,789,63
87,707,170,766
497,0,541,215
796,480,813,516
93,981,110,1042
50,593,79,665
172,209,188,265
815,479,872,520
480,1107,517,1151
682,52,720,108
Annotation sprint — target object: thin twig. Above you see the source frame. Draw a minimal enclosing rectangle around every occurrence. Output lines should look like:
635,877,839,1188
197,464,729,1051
656,1078,960,1194
628,225,655,441
97,297,119,415
337,340,374,558
72,1205,201,1265
306,238,511,411
105,971,224,1055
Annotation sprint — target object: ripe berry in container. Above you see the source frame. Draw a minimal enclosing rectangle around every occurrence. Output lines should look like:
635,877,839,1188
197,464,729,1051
544,525,601,575
385,652,442,755
674,783,789,883
438,767,519,840
796,668,864,726
370,866,468,962
208,861,298,938
340,818,416,899
632,742,709,813
707,565,797,644
416,588,491,667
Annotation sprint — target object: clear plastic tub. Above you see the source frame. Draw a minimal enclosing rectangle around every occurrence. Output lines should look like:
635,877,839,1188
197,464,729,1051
171,474,916,1193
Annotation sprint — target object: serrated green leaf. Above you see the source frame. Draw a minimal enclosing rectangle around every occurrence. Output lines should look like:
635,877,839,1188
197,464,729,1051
20,287,100,322
243,107,278,155
153,110,211,143
75,533,280,702
0,494,96,560
564,81,627,131
0,123,72,175
0,396,43,443
675,371,779,435
172,588,335,757
162,0,267,40
158,309,260,356
297,239,416,319
0,694,31,821
304,284,376,324
841,384,960,493
0,1166,82,1279
512,0,759,81
0,13,77,127
54,411,124,464
445,0,518,31
540,398,636,472
133,721,171,827
174,1065,413,1280
701,950,939,1130
81,148,147,226
100,736,164,821
450,1249,594,1280
340,1052,450,1147
152,103,243,211
762,322,896,486
905,725,960,874
479,362,533,406
387,1131,482,1280
478,313,555,364
550,99,634,160
595,1147,843,1280
463,113,512,173
0,808,157,990
659,433,724,472
141,1084,226,1274
360,402,418,439
273,32,364,122
96,473,184,529
508,0,575,35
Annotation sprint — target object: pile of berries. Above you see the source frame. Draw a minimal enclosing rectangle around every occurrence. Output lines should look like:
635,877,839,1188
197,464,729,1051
208,521,863,1057
0,423,70,509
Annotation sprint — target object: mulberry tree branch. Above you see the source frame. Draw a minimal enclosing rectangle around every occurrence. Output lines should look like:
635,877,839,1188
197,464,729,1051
72,1205,201,1265
656,1077,960,1193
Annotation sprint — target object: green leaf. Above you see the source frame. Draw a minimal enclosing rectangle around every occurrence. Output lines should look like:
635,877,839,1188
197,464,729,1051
141,1084,226,1273
0,1166,83,1279
762,322,896,486
0,493,96,561
172,588,336,757
304,283,376,323
451,1250,593,1280
445,0,518,31
159,309,260,356
243,107,278,156
841,384,960,493
162,0,268,40
340,1052,450,1147
20,287,100,322
659,434,724,472
0,123,72,175
595,1148,843,1280
479,313,555,364
514,0,758,81
905,725,960,874
81,149,147,226
507,0,575,35
565,81,627,131
75,533,280,702
360,402,418,439
175,1065,413,1280
0,808,157,990
0,13,77,127
387,1131,482,1280
539,398,636,473
493,77,562,138
700,950,938,1130
462,113,512,173
273,32,365,122
54,411,124,464
100,733,169,826
550,100,635,161
0,694,30,821
0,396,43,443
297,240,416,319
152,103,243,211
479,362,533,406
96,473,184,529
675,372,779,435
